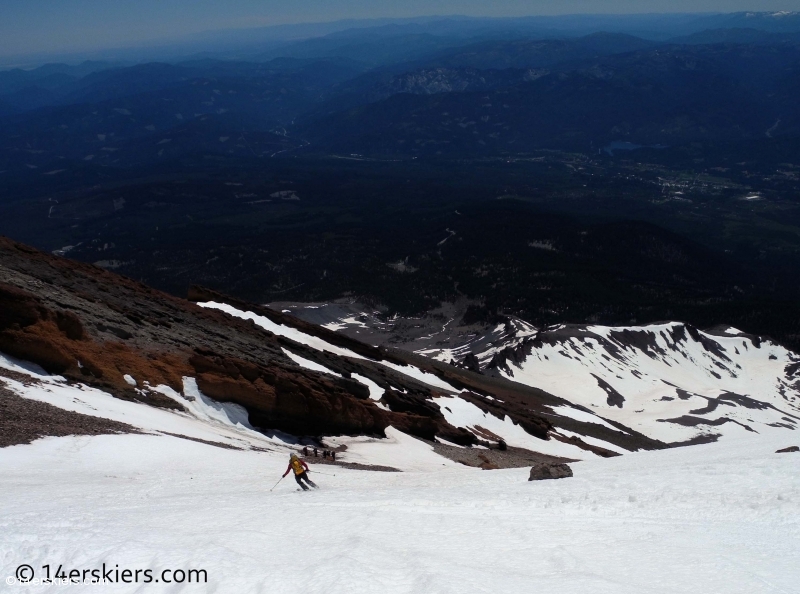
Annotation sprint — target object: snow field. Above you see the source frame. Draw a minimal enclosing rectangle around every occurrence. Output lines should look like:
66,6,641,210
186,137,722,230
1,349,799,593
325,426,462,472
1,432,798,594
417,319,800,444
418,317,538,365
496,324,800,443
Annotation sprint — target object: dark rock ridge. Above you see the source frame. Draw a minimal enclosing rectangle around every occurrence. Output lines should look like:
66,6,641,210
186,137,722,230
529,463,573,481
281,298,800,444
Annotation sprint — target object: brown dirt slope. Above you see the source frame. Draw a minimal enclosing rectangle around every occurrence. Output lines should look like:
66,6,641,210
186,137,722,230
0,382,139,447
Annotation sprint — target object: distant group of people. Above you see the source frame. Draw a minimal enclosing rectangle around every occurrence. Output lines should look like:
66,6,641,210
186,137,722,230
301,445,336,461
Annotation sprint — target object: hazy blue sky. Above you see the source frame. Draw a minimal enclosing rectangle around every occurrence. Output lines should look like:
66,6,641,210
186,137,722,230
2,0,799,58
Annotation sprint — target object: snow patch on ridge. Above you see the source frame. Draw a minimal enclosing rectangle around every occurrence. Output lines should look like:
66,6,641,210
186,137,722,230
546,405,622,433
327,426,460,472
351,373,384,400
323,315,369,331
200,301,460,393
377,360,460,393
281,348,342,377
176,377,254,431
199,301,367,360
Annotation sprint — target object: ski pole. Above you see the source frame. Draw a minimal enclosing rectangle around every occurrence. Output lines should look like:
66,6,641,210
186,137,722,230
270,475,285,492
309,470,336,476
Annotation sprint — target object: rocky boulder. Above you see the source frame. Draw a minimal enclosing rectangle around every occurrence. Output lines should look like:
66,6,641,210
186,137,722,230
528,462,573,481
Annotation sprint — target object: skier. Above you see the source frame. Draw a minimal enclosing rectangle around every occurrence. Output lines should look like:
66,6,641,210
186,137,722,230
283,453,318,491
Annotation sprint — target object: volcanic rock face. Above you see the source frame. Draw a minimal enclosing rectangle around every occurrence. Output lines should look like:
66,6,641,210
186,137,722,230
1,237,573,448
529,463,573,481
0,237,431,437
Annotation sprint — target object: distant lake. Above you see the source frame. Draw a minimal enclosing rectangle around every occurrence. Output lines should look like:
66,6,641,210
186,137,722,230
603,141,668,156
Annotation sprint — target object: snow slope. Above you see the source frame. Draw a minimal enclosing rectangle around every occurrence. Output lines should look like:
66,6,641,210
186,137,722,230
2,332,799,593
432,395,619,458
423,322,800,445
1,426,797,593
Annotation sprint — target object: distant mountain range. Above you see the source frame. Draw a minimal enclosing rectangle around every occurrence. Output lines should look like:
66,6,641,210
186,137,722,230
2,30,800,170
2,15,800,356
7,10,800,66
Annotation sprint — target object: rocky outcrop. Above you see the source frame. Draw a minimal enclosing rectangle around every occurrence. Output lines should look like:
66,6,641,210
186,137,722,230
0,237,399,435
189,350,390,436
0,236,680,457
528,463,573,481
776,446,799,453
0,281,187,408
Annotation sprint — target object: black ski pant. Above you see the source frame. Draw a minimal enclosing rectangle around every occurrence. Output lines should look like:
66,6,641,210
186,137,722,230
295,471,317,490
